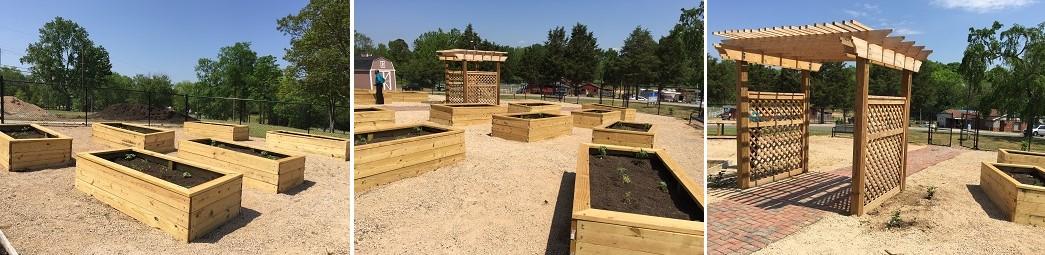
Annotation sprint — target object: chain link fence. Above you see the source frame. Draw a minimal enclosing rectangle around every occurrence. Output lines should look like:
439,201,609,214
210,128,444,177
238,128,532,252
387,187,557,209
0,76,348,138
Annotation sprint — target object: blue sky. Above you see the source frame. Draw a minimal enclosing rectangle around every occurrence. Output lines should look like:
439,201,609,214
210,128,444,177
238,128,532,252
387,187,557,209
709,0,1045,64
356,0,699,50
0,0,305,82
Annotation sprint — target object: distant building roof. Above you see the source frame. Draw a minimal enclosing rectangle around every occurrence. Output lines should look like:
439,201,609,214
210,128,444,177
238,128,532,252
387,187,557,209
355,56,394,71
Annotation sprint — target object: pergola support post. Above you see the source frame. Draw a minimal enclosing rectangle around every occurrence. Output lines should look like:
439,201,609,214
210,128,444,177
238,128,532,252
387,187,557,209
801,70,811,173
736,60,752,189
899,70,913,191
462,60,469,103
851,58,871,215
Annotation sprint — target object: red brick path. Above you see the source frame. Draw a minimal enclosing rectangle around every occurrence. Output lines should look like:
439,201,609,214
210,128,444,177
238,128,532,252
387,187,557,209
707,146,962,254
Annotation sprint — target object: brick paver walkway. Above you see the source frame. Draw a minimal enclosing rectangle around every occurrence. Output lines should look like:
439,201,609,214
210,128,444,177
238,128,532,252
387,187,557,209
708,146,962,254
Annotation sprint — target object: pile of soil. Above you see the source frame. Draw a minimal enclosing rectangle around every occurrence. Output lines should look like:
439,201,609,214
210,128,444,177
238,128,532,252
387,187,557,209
193,139,288,160
588,148,702,221
355,126,442,145
99,151,222,188
608,122,651,132
3,96,55,119
0,125,52,139
90,103,195,122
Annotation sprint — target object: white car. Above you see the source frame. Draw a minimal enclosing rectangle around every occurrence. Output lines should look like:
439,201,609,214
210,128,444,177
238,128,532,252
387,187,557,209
1034,125,1045,137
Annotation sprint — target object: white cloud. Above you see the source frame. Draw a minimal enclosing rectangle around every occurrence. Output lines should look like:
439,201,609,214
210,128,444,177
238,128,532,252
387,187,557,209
932,0,1036,13
844,9,868,17
894,28,923,35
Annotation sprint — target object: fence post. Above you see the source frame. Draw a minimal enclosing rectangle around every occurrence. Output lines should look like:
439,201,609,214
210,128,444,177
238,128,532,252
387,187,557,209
146,90,152,126
183,94,189,122
0,76,4,124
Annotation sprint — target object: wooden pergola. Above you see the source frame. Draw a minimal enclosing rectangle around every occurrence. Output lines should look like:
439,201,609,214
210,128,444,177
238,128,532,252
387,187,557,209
713,20,932,215
437,49,508,105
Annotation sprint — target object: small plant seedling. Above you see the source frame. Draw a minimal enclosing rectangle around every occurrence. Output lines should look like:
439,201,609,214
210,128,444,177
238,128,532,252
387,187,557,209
260,151,269,156
617,167,631,184
355,136,368,145
413,126,423,133
597,146,608,159
636,149,649,159
623,191,635,205
210,140,218,146
182,171,193,178
925,186,937,200
886,210,903,228
668,108,674,115
124,153,136,160
657,181,668,192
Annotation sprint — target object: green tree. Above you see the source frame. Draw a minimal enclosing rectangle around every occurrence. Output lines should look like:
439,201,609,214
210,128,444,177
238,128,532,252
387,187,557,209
541,26,568,87
278,0,350,130
20,17,112,111
563,23,599,96
355,32,375,57
402,28,460,88
457,24,482,50
619,26,659,87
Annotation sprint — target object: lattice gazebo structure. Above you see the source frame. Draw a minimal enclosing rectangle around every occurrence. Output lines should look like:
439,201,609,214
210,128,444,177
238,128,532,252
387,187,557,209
438,49,507,105
713,20,932,215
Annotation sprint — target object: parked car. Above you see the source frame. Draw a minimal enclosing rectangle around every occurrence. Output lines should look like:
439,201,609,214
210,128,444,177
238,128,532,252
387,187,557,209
1032,125,1045,136
402,83,422,91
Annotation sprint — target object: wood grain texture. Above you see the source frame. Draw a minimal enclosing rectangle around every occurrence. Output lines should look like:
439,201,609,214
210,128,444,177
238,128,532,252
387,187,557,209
981,162,1045,226
265,130,349,160
491,113,572,142
591,121,656,148
581,103,637,121
178,138,305,193
0,124,72,172
183,121,248,141
354,124,465,192
91,122,176,153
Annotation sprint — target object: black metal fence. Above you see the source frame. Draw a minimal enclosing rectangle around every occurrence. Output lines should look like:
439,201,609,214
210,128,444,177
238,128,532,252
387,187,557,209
0,76,348,137
503,83,703,123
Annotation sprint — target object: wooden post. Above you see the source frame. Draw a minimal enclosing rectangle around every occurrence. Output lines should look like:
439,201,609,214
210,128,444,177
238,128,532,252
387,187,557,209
443,61,450,103
801,70,811,173
899,70,913,191
462,60,469,103
850,58,871,215
736,60,752,189
496,62,502,105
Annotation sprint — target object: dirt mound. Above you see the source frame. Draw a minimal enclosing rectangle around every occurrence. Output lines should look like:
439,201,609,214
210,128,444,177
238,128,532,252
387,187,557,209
90,103,196,122
3,96,56,119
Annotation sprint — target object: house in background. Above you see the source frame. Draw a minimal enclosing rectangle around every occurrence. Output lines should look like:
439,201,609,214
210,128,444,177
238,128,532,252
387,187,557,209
935,108,1031,132
354,56,397,91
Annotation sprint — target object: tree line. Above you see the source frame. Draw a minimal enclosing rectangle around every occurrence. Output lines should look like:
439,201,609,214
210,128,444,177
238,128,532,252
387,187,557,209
3,0,348,130
355,4,703,96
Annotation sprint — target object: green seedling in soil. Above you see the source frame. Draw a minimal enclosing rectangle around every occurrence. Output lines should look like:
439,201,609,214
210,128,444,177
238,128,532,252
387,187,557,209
210,140,218,146
355,136,368,145
657,181,668,192
636,149,649,159
1022,140,1031,151
597,146,608,159
124,153,136,160
623,191,635,205
925,186,937,200
617,167,631,184
182,171,193,178
886,210,904,228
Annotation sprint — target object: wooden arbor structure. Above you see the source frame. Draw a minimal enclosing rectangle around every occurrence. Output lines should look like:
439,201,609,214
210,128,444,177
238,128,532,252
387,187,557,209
438,49,508,105
713,20,932,215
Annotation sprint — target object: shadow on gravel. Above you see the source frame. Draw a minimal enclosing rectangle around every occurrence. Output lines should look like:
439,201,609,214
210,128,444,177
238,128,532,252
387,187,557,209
196,207,261,243
966,184,1007,221
545,172,574,255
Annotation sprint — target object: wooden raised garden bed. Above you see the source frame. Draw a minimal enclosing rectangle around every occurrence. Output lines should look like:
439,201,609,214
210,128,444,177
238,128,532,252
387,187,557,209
179,138,305,193
582,103,636,121
572,143,703,254
0,124,72,172
981,162,1045,226
507,102,561,114
74,148,242,242
354,124,464,192
491,112,572,142
265,130,348,160
0,229,16,255
997,149,1045,168
429,103,507,127
91,122,175,153
591,121,656,148
572,109,622,128
354,107,395,131
183,121,248,141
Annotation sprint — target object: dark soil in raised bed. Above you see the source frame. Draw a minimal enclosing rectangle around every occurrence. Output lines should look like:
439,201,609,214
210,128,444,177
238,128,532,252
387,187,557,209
355,108,382,112
0,245,7,255
587,148,702,221
1006,150,1045,156
355,126,445,145
192,139,288,160
511,113,560,119
516,101,555,106
0,125,53,139
998,165,1045,186
103,123,161,134
607,122,651,132
273,131,346,141
195,122,237,127
583,109,613,114
98,151,223,188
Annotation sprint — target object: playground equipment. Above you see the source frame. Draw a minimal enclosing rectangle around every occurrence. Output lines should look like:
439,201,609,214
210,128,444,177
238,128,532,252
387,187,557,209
714,20,932,215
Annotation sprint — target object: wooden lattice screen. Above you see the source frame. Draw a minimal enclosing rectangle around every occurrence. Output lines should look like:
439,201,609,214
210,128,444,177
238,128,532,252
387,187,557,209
738,91,808,188
438,49,507,105
858,98,906,207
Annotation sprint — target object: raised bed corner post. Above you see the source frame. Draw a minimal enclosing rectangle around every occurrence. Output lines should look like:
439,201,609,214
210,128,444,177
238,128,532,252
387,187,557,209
850,58,871,216
736,60,752,189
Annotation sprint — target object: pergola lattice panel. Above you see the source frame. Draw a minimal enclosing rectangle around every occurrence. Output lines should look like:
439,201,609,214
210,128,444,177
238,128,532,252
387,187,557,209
744,92,806,184
860,98,907,208
438,49,506,105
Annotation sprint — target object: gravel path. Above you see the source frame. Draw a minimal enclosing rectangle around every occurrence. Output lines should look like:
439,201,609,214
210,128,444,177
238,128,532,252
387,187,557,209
354,101,703,254
0,124,349,254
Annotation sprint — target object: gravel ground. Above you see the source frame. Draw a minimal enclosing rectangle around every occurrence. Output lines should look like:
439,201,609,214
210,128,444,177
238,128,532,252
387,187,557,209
354,100,703,254
756,149,1045,254
0,123,349,254
708,136,925,173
